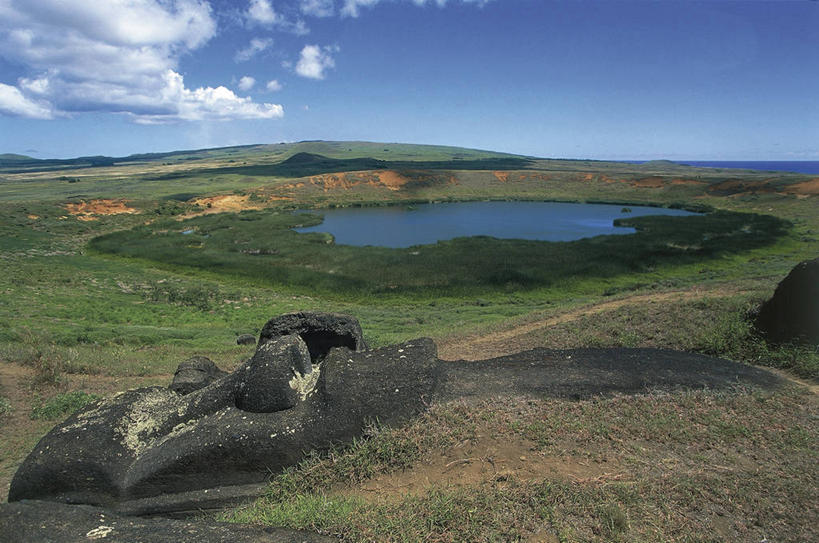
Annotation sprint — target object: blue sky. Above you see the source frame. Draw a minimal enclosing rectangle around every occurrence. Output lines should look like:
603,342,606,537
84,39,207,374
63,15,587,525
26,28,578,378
0,0,816,160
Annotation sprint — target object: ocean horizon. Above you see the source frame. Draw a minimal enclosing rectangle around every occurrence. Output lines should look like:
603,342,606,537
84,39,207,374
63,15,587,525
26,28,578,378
622,160,819,175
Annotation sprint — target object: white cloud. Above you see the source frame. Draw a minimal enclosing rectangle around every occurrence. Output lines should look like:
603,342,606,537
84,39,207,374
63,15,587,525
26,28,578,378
135,71,283,124
342,0,493,18
246,0,310,35
266,79,283,91
235,37,273,62
300,0,335,17
247,0,281,25
0,1,283,123
0,83,54,119
238,76,256,91
295,44,337,80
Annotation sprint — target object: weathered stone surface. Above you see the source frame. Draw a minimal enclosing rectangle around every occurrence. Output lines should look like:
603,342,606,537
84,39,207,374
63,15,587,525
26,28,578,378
234,335,312,413
8,314,786,516
170,356,227,395
258,311,367,361
236,333,256,345
754,257,819,345
433,347,783,403
0,500,335,543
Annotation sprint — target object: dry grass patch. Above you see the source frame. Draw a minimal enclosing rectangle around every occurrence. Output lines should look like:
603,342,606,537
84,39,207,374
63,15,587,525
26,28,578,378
225,386,817,542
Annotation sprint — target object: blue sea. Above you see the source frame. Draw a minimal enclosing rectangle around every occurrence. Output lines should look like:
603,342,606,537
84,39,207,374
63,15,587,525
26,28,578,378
628,161,819,175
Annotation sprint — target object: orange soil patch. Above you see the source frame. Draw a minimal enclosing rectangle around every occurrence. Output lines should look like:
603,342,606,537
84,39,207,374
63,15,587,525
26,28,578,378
187,194,269,216
631,176,666,188
783,178,819,196
65,199,139,216
335,434,622,504
583,173,594,181
494,171,510,183
375,170,410,190
671,178,707,186
285,170,414,192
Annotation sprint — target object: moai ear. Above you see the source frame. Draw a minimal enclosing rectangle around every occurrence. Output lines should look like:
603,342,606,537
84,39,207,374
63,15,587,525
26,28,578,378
234,334,312,413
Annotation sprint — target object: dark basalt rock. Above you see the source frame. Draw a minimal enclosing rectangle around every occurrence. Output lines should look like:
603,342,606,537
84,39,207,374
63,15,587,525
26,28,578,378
754,257,819,345
169,356,227,395
0,500,335,543
236,333,256,345
258,311,368,361
234,335,312,413
8,313,785,516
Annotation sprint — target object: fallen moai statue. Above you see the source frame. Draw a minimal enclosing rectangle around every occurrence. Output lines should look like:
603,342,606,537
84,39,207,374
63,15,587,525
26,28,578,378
754,257,819,345
9,311,784,516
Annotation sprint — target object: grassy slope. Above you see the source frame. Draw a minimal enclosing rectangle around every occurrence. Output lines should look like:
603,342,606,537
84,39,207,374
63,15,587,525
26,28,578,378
0,141,817,540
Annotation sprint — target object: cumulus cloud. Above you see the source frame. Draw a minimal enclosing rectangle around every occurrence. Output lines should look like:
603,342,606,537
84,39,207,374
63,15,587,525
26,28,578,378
246,0,308,34
238,76,256,91
266,79,283,91
295,44,337,79
235,37,273,62
246,0,281,25
300,0,335,17
0,0,283,122
0,83,54,119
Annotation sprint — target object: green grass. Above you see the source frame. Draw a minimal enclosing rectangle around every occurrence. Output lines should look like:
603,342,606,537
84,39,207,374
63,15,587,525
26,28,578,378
30,390,101,420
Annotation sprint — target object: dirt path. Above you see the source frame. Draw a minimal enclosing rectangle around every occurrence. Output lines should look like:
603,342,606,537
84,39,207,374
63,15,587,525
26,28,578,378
437,288,741,361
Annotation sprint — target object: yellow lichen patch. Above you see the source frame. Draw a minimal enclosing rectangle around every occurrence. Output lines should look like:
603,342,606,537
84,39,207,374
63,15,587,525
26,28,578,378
65,199,139,216
26,214,39,220
289,364,321,401
117,388,179,455
77,215,98,221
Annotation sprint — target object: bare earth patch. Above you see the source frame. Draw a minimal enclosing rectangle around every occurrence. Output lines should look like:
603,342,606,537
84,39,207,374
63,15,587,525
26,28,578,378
188,194,268,216
335,434,620,504
65,199,139,217
783,178,819,196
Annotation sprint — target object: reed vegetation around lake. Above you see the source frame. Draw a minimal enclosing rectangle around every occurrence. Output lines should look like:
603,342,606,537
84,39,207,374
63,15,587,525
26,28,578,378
89,208,789,298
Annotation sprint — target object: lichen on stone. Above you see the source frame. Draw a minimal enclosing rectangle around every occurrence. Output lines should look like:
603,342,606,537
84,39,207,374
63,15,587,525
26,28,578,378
116,389,180,455
289,364,320,400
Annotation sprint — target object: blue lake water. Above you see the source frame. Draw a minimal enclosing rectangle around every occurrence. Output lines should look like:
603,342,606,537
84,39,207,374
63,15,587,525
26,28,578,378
294,201,697,248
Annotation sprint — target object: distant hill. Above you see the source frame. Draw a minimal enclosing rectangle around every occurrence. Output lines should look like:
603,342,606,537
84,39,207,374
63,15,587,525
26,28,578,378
0,141,528,174
0,153,35,162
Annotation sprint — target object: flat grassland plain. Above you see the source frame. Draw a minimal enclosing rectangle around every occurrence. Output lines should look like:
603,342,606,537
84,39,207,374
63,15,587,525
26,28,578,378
1,141,817,541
